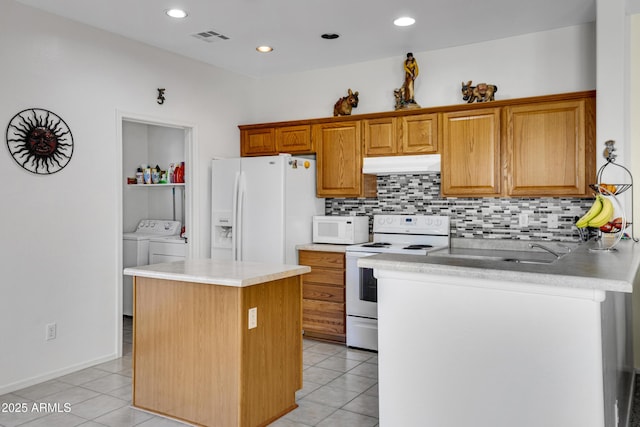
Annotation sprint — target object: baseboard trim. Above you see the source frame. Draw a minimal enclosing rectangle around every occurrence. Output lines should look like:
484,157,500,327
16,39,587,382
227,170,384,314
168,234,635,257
0,352,119,396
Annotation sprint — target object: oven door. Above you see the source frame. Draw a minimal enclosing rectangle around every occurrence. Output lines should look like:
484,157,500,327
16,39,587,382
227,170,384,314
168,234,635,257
346,251,378,319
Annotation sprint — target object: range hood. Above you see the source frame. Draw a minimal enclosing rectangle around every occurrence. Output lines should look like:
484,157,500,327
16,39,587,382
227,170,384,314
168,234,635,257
362,154,441,175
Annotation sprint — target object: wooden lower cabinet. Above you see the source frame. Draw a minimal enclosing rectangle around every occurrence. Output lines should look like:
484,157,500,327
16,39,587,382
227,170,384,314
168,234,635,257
298,250,346,343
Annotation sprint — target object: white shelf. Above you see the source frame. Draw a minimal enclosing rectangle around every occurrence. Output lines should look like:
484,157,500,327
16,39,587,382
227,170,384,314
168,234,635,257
127,183,185,188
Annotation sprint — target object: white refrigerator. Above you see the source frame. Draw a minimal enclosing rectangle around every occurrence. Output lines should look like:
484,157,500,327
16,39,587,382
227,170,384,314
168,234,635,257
211,155,324,264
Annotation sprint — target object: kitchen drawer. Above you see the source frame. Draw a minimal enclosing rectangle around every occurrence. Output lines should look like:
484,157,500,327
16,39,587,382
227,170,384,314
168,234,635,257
299,250,345,269
302,300,345,335
302,267,344,287
303,283,345,303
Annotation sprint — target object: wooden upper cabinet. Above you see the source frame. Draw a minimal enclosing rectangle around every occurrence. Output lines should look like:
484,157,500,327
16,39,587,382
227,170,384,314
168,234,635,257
399,113,438,154
239,90,595,197
314,121,376,198
363,117,397,156
363,114,438,156
505,97,595,196
441,108,501,197
240,128,276,157
275,124,312,154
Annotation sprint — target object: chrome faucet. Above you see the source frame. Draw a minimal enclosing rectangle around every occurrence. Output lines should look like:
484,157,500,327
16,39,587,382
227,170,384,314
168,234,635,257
528,243,561,259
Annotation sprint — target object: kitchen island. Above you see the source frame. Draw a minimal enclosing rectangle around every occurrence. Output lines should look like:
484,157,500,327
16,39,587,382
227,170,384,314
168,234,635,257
123,259,310,427
359,239,640,427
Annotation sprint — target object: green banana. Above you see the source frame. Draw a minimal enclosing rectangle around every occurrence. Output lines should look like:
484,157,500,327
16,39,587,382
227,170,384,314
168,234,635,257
587,196,614,228
576,195,603,228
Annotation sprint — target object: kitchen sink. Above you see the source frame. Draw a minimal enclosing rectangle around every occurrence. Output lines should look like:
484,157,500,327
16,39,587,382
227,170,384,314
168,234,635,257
427,246,569,265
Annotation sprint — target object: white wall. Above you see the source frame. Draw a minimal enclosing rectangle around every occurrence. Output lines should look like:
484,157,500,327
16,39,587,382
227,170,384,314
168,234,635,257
248,23,596,123
0,0,251,393
122,122,150,231
0,0,612,395
630,14,640,371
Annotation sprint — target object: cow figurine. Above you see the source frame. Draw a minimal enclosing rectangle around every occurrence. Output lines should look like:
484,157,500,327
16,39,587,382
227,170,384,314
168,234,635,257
461,81,498,103
333,89,359,116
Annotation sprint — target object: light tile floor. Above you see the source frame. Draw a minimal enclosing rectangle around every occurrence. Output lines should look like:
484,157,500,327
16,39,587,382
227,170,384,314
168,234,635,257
0,318,378,427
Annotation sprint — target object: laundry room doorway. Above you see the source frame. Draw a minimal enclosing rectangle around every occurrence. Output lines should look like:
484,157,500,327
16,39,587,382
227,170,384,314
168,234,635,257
116,111,200,356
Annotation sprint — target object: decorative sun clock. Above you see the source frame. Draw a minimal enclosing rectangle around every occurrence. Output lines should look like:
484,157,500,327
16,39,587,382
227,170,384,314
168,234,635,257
6,108,74,175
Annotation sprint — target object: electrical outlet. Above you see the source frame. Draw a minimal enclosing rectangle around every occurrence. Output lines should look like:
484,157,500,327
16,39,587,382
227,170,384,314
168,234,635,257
518,213,529,228
547,214,558,229
248,307,257,329
46,323,57,341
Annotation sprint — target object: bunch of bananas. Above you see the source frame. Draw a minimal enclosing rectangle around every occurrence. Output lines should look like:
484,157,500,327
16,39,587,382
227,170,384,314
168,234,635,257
576,194,615,228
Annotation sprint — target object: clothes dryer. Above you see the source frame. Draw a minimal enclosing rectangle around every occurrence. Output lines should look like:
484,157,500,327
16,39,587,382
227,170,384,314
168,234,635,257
149,236,187,264
123,220,181,316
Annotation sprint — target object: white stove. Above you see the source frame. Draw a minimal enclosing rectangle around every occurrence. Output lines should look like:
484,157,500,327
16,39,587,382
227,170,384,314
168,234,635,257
346,214,450,255
345,214,450,351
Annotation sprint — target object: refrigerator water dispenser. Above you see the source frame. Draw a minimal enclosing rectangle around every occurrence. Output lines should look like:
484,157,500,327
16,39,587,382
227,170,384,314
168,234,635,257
212,211,233,249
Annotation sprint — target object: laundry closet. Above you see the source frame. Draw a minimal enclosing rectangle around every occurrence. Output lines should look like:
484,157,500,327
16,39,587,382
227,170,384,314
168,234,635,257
122,120,188,316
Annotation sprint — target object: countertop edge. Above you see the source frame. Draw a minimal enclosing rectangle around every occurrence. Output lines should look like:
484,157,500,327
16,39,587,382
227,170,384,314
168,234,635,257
357,241,640,294
296,243,349,253
124,259,311,287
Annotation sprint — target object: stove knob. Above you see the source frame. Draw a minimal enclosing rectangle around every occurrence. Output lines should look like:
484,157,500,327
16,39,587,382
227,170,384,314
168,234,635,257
434,218,441,226
425,218,432,226
386,217,393,224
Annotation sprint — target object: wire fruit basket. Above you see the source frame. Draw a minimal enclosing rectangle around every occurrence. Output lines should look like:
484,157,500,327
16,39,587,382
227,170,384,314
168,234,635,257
583,140,636,251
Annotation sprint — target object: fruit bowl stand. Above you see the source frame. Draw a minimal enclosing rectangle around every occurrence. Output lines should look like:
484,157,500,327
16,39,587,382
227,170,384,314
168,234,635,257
582,140,637,251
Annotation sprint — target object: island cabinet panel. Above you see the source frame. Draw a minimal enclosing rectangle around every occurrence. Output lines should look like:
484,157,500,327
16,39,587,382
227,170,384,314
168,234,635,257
133,276,302,427
298,250,346,343
275,124,312,154
399,113,439,154
240,276,303,426
240,128,276,157
441,108,501,196
505,97,596,196
314,121,376,198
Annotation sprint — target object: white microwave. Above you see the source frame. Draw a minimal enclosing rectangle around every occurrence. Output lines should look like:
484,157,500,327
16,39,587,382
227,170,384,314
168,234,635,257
312,216,369,245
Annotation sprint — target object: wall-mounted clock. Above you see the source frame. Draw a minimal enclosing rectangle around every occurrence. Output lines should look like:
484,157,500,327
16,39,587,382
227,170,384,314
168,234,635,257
6,108,74,175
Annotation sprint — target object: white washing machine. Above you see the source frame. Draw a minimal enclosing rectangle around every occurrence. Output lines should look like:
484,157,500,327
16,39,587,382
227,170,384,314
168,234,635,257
123,220,181,316
149,236,187,264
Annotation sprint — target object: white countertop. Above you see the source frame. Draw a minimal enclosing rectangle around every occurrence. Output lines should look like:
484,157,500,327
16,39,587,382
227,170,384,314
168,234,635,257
123,258,311,287
358,239,640,293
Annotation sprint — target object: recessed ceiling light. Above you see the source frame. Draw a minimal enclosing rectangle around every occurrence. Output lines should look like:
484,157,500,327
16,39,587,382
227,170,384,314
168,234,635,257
321,33,340,40
165,9,188,19
394,16,415,27
256,46,274,53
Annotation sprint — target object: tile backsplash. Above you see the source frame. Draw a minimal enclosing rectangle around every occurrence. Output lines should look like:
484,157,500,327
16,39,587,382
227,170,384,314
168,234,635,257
325,173,594,241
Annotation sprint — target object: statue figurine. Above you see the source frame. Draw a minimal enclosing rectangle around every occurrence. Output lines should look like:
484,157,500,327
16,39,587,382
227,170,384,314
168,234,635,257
403,52,419,104
394,53,421,110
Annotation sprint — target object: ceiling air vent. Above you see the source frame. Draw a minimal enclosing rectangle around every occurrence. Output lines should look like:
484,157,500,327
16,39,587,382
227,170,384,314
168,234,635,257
191,30,230,43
